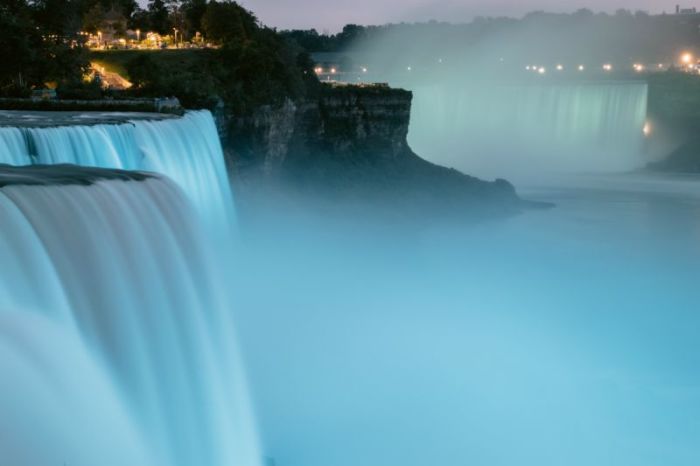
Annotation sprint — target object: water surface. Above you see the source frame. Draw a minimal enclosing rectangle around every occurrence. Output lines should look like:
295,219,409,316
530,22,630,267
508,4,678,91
235,172,700,466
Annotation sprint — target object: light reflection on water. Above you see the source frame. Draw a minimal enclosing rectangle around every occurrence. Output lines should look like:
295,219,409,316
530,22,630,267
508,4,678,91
234,172,700,466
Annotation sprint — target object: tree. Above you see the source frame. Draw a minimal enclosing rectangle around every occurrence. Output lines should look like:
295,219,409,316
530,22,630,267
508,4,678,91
201,0,257,43
82,2,106,34
148,0,170,34
0,0,88,93
0,0,40,91
182,0,206,35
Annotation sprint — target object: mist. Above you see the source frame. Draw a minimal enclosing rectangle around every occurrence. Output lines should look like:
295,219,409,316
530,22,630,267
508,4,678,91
231,171,700,466
222,9,700,466
325,11,700,180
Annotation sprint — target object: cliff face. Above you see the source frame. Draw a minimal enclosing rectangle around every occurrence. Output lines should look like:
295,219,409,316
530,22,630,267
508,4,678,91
219,86,413,174
217,84,523,217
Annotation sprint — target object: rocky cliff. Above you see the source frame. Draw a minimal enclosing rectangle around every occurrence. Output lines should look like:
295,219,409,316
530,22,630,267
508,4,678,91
216,84,524,218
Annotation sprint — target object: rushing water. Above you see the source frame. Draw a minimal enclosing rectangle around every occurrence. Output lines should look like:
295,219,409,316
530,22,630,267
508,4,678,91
0,111,235,233
406,81,649,179
0,113,260,466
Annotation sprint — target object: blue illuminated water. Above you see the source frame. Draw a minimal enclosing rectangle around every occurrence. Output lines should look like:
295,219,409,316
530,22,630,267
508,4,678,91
0,111,235,233
233,172,700,466
407,81,649,179
2,104,700,466
0,112,260,466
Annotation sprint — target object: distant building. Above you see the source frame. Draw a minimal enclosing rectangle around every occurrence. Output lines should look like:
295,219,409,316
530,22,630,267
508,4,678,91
676,4,698,14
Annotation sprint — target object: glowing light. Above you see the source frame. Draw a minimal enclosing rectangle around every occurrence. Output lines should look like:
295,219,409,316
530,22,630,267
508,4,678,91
538,67,546,74
603,64,613,71
643,121,652,137
361,67,368,73
658,63,664,68
526,66,531,70
407,66,412,71
634,63,644,72
578,65,585,71
330,68,337,74
556,64,563,71
681,52,694,64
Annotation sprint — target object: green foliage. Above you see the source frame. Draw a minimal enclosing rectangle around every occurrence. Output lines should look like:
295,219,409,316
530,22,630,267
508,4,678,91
1,0,318,114
124,51,221,108
114,1,319,114
181,0,208,35
147,0,170,34
201,0,257,43
0,0,89,94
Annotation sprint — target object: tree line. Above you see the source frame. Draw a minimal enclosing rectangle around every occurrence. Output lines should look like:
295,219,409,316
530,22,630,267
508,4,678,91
0,0,320,111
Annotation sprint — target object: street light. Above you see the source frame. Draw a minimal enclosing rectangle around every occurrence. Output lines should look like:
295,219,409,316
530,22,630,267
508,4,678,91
578,65,585,71
681,52,693,65
136,29,140,41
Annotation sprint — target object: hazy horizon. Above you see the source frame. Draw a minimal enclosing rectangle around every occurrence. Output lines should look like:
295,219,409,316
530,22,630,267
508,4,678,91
239,0,687,32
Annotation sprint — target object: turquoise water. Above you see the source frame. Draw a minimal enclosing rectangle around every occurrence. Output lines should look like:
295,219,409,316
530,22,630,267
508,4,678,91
1,105,699,466
0,112,260,466
234,172,700,466
407,82,649,179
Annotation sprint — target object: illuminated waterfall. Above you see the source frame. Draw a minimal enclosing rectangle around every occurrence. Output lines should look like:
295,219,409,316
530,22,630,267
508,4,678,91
0,114,260,465
408,81,649,177
0,110,235,233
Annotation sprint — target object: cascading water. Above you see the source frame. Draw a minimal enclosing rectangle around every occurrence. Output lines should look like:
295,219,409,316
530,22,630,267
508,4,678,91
407,81,649,179
0,110,235,234
0,113,260,465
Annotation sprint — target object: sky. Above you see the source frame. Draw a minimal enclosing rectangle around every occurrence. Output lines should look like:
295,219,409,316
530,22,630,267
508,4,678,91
238,0,683,32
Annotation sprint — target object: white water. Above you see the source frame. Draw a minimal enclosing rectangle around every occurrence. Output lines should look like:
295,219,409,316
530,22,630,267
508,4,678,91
0,113,260,466
0,111,235,234
407,82,649,179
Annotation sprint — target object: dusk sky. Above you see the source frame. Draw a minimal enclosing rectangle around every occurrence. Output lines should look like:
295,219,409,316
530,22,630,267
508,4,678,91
238,0,683,32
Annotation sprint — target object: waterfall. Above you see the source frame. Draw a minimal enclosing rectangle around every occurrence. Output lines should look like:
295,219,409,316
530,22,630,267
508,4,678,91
0,110,235,233
407,81,649,178
0,114,260,465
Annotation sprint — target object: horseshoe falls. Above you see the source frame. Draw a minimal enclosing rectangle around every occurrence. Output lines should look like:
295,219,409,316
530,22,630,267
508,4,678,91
0,114,260,466
407,82,649,179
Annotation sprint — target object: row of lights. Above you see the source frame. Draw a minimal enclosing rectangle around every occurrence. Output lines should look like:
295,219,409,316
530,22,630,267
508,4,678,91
314,52,695,76
525,62,668,74
526,53,695,74
315,67,369,75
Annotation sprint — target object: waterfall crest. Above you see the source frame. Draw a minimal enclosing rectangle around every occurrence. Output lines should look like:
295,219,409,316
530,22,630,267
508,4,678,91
0,110,235,232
